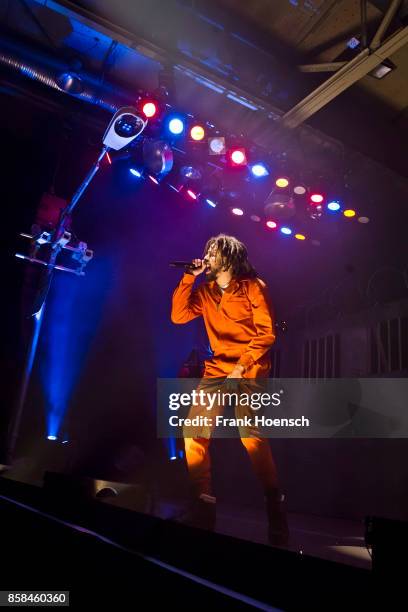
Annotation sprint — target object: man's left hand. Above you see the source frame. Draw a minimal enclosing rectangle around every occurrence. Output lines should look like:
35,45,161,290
227,364,245,379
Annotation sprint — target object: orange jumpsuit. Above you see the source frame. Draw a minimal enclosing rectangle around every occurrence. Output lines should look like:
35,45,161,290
171,272,278,496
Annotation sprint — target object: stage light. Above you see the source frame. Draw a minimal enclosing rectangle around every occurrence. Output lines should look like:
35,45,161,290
251,163,269,178
369,59,395,79
344,209,356,217
266,221,277,229
129,168,143,178
103,107,146,150
228,148,247,166
280,227,292,235
307,203,323,220
310,193,324,203
358,216,370,224
142,101,157,118
250,215,261,222
180,166,202,180
264,192,295,220
206,198,217,208
276,177,289,188
295,233,306,240
148,175,159,185
327,200,341,211
57,72,83,94
190,125,205,141
47,435,57,441
293,184,306,195
231,207,244,216
168,117,185,135
186,189,198,200
208,136,226,155
143,139,174,175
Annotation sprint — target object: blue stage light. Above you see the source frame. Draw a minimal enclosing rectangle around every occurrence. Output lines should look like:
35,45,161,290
206,198,217,208
47,435,57,441
280,227,292,235
168,117,184,135
251,163,269,177
129,168,142,178
327,200,341,211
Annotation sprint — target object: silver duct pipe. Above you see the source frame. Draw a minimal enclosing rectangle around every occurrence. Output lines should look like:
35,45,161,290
0,36,134,113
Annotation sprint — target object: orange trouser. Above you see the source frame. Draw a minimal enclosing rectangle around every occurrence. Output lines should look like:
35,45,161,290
183,375,278,497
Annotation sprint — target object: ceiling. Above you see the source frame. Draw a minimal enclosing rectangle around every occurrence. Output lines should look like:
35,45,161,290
0,0,407,183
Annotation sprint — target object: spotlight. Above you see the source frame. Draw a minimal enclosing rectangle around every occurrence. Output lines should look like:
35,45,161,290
205,198,217,208
327,200,341,211
368,59,395,79
251,163,269,178
228,148,247,167
264,192,295,220
358,216,370,224
266,221,277,229
142,139,174,175
129,168,143,178
186,189,198,200
141,101,158,118
180,166,202,181
148,175,159,185
47,435,57,441
344,209,356,217
308,203,323,220
231,207,244,216
293,184,307,195
190,125,205,141
57,72,83,94
208,136,226,155
168,116,185,135
310,193,324,203
250,215,261,222
280,227,292,235
103,107,146,150
276,177,289,188
295,233,306,240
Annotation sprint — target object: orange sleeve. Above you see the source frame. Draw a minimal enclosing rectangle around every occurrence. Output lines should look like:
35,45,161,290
237,279,276,370
171,273,203,324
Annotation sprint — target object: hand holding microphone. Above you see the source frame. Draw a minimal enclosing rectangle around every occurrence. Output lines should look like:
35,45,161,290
169,259,209,276
189,258,208,276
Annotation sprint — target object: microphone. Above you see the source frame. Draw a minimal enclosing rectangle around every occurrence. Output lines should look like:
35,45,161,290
169,261,200,269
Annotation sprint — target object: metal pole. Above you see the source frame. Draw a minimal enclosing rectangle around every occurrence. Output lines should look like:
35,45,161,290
6,146,107,463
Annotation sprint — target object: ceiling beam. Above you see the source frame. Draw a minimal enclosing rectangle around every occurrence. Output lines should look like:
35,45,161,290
283,25,408,129
298,62,347,73
371,0,402,49
35,0,283,118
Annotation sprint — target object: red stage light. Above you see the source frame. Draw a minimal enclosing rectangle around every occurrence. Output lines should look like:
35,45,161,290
228,148,247,167
186,189,197,200
142,101,157,118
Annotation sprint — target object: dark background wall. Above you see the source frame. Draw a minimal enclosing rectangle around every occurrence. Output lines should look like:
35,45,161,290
1,89,408,522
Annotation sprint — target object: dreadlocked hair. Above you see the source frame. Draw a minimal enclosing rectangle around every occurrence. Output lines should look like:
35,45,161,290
203,234,257,279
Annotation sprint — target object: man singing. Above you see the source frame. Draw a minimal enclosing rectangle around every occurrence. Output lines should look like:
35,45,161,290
171,234,289,546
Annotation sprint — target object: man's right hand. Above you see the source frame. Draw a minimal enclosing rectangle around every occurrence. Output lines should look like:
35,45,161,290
190,259,208,276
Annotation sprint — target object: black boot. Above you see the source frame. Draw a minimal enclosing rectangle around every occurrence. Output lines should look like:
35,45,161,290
265,488,289,546
173,493,217,531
